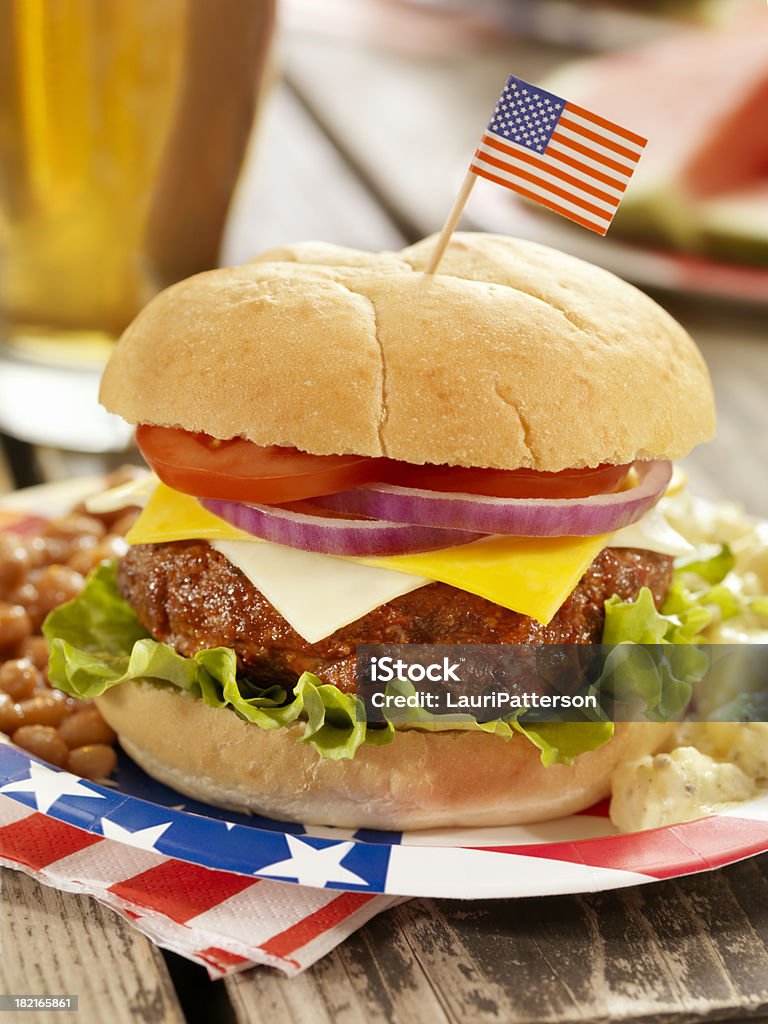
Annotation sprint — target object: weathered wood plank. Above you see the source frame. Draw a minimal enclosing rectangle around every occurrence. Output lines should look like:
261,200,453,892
225,907,449,1024
227,858,768,1024
677,302,768,518
0,868,186,1024
221,81,406,266
400,862,768,1024
284,33,551,240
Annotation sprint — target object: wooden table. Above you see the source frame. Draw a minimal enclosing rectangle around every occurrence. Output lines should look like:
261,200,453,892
2,21,768,1024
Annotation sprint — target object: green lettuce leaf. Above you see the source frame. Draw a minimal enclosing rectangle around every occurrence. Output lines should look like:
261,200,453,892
670,542,768,630
513,721,615,768
604,585,712,646
677,544,735,585
376,677,614,766
44,562,610,765
44,563,391,761
600,585,711,722
662,543,748,626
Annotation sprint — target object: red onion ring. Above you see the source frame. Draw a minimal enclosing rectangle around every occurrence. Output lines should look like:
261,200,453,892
200,498,481,556
312,461,673,538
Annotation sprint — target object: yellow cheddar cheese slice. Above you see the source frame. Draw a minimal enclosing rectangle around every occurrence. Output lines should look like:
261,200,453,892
127,483,608,624
126,483,253,543
359,533,607,625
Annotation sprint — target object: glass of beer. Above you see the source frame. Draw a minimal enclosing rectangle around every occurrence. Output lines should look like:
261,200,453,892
0,0,275,450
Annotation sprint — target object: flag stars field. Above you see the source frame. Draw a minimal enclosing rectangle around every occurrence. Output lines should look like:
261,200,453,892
471,74,646,235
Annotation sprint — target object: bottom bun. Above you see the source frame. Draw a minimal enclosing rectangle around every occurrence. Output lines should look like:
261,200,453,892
96,679,673,830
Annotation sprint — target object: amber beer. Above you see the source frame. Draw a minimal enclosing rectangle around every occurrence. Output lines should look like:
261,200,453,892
0,0,275,358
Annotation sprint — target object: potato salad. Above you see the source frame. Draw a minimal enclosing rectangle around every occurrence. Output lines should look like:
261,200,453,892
610,488,768,832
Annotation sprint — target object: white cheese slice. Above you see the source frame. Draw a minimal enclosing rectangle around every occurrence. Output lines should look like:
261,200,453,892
212,539,429,644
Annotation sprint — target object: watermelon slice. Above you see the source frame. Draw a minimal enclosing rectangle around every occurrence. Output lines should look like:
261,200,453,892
698,181,768,265
544,14,768,263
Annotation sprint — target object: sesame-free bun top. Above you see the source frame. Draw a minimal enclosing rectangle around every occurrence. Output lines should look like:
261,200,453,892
100,233,715,472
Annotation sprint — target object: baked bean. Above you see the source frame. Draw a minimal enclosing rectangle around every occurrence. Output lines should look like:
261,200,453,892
63,697,92,714
13,725,69,767
23,534,72,568
65,549,97,576
6,584,45,632
67,533,100,557
0,535,30,598
15,634,49,671
0,493,124,780
44,513,106,542
59,707,117,749
0,602,33,650
68,535,129,576
110,510,140,536
32,688,81,717
105,534,130,557
0,693,25,734
33,565,85,617
0,658,41,701
67,744,117,780
18,693,70,727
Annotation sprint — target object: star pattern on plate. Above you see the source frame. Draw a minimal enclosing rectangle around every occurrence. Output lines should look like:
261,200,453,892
0,761,106,814
257,835,367,888
100,818,173,851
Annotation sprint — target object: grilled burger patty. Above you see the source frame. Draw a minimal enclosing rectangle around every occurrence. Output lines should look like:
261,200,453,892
117,542,673,694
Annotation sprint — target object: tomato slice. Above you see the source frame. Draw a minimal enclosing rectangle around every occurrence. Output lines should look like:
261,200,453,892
137,425,630,503
136,425,389,503
377,462,631,499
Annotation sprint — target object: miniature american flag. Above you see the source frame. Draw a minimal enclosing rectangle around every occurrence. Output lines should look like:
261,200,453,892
471,75,647,235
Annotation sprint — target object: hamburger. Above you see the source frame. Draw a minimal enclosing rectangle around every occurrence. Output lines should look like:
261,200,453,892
44,232,717,830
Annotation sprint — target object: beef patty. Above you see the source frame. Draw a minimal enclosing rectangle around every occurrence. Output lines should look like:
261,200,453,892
117,542,673,693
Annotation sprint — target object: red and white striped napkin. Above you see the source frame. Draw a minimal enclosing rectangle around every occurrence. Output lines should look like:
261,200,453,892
0,794,401,977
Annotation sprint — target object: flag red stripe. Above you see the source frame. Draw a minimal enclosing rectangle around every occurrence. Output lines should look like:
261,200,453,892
258,892,376,963
470,165,609,234
472,154,615,220
483,131,626,194
479,137,620,206
564,102,647,147
551,126,637,175
542,144,629,193
0,813,102,870
552,120,638,167
556,114,640,162
109,859,256,924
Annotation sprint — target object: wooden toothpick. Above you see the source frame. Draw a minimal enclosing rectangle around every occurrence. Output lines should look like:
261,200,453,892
423,171,477,275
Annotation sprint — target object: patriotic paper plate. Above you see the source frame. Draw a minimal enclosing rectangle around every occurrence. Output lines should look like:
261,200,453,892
2,478,768,898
